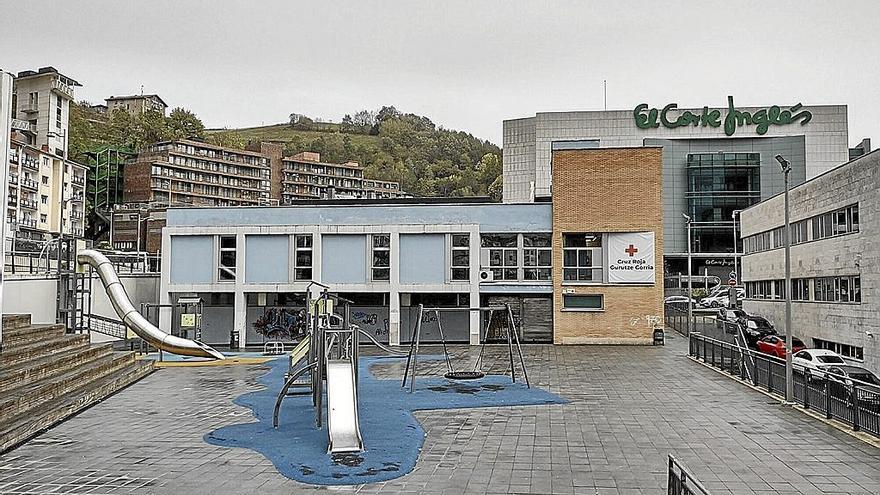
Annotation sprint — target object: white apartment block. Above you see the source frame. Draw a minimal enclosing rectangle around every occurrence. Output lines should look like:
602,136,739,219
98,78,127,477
6,67,87,240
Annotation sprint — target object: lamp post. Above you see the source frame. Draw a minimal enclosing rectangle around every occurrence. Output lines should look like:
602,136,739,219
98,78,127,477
732,209,742,286
775,154,794,403
683,213,693,336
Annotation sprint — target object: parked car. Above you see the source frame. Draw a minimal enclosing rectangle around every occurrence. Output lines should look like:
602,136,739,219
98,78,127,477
664,295,696,305
756,335,806,358
824,365,880,410
792,349,847,379
738,316,777,348
699,288,745,308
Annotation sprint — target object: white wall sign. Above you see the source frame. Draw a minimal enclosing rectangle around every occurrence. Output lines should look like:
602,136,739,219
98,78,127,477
607,232,656,284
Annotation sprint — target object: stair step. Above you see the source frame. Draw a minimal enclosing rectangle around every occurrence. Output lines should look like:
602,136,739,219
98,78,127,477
0,359,154,453
2,324,67,348
0,352,135,423
1,314,32,332
0,334,90,368
0,343,114,395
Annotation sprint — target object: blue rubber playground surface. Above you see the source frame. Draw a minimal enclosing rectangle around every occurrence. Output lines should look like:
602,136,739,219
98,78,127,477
204,355,566,485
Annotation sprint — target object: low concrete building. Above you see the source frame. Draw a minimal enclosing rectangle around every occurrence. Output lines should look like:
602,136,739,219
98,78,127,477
157,146,664,349
740,149,880,373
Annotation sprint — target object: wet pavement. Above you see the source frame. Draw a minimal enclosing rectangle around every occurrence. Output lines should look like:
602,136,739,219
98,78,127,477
1,332,879,494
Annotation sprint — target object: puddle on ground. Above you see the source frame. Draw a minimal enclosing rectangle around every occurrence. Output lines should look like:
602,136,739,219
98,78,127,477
331,453,364,467
426,383,506,394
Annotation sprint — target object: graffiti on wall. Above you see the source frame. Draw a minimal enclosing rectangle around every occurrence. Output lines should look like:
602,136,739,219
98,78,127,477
253,307,307,340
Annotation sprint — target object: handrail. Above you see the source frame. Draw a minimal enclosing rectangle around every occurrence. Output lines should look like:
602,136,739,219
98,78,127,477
668,454,712,495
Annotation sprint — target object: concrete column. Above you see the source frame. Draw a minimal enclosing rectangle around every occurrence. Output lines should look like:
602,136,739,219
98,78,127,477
389,231,401,345
469,228,481,345
389,290,401,346
158,229,173,333
233,290,246,349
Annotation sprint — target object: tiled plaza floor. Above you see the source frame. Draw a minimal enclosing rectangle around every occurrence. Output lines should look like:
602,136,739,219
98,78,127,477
1,332,879,494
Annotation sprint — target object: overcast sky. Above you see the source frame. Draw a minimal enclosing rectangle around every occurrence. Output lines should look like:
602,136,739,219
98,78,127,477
4,0,878,146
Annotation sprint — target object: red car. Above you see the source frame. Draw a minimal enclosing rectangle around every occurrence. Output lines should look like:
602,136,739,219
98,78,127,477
756,335,806,358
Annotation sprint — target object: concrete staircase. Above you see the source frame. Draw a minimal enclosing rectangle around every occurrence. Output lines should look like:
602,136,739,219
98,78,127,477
0,314,154,452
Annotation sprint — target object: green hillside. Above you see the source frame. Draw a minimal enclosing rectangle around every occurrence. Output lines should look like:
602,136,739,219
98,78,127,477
69,104,503,199
208,107,503,199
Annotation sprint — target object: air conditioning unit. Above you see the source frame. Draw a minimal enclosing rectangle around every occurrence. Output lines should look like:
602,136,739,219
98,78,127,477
479,269,494,282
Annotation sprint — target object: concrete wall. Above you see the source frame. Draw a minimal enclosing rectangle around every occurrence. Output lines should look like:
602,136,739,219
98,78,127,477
504,103,849,202
551,147,665,344
741,150,880,373
322,234,367,284
170,235,213,284
399,234,445,284
1,277,57,324
245,235,289,284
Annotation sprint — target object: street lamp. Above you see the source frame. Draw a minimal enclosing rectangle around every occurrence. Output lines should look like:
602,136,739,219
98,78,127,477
775,154,794,403
732,209,742,286
683,213,693,336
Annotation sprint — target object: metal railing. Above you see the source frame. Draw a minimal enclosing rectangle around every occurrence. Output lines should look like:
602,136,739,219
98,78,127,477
689,332,880,438
665,303,718,337
668,455,711,495
88,314,129,340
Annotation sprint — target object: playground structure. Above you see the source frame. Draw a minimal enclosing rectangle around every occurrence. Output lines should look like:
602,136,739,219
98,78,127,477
273,284,369,453
402,304,530,393
77,249,225,360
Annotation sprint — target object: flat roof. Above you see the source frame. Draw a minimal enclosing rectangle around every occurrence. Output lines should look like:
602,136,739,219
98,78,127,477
16,66,81,86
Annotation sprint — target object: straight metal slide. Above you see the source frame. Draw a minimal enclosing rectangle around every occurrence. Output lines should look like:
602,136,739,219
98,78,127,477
77,249,225,359
325,360,364,453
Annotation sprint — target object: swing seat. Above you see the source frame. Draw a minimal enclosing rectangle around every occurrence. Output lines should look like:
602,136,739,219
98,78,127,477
444,370,485,380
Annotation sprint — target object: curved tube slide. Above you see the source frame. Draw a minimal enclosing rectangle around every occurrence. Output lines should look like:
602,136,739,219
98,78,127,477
77,249,225,360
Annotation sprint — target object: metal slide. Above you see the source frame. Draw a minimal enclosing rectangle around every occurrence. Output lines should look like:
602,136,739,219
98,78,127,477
77,249,225,360
325,360,363,453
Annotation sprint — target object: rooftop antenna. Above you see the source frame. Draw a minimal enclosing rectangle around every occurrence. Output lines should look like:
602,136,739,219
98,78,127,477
603,79,607,110
140,85,144,96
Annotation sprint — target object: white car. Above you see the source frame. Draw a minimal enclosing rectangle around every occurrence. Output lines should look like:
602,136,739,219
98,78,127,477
792,349,847,379
664,295,696,305
699,288,745,308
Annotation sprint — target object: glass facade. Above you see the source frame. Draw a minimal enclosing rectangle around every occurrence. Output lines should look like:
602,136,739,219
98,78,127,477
686,153,761,253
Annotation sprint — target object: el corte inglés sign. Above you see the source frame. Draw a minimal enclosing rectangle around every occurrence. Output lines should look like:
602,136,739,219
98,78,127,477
633,96,812,136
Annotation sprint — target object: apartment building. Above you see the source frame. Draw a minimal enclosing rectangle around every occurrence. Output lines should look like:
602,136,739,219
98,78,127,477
105,94,168,116
280,152,408,202
123,139,271,207
5,67,87,241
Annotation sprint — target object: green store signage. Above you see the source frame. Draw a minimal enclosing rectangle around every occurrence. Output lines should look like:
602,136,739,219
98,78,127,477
633,96,812,136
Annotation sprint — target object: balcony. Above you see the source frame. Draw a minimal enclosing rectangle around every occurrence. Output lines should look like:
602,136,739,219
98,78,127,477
19,198,38,210
51,78,75,99
11,118,36,133
19,218,37,229
72,176,85,186
21,157,39,171
19,102,38,113
9,175,18,185
70,210,83,219
20,178,38,190
7,196,17,207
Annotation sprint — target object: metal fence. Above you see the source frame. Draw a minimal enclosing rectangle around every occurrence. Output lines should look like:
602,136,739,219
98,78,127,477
4,243,160,275
665,303,719,337
689,332,880,438
668,454,711,495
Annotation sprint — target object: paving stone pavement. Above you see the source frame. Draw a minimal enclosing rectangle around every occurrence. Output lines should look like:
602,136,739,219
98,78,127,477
2,332,879,494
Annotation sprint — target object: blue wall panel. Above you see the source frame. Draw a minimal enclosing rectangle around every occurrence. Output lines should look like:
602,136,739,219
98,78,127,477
322,235,366,284
170,236,214,284
245,235,289,284
399,234,446,284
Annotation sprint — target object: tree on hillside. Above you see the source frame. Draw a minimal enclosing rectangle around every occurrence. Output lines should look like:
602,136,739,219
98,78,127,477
167,107,205,139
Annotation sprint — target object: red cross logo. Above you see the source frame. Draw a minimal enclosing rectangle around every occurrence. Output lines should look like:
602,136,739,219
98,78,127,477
625,244,638,257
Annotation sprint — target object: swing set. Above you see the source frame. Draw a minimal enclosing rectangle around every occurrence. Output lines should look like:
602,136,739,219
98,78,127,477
401,303,530,393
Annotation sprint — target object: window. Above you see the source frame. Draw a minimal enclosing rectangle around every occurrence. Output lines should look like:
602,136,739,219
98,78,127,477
39,214,47,223
371,234,390,281
481,234,518,280
294,234,312,280
772,280,785,300
218,235,236,281
522,234,552,281
814,276,860,303
450,234,469,281
771,226,785,249
563,233,602,282
791,219,809,245
562,294,603,311
40,195,47,205
814,338,864,361
55,95,62,129
745,280,772,299
791,279,810,301
41,175,49,185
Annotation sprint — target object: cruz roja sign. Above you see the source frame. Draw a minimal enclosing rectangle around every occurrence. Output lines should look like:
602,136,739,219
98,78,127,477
607,232,656,284
633,96,812,137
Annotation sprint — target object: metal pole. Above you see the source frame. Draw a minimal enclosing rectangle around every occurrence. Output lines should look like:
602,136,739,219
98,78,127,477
732,210,740,285
783,166,794,403
0,71,14,351
685,215,693,336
